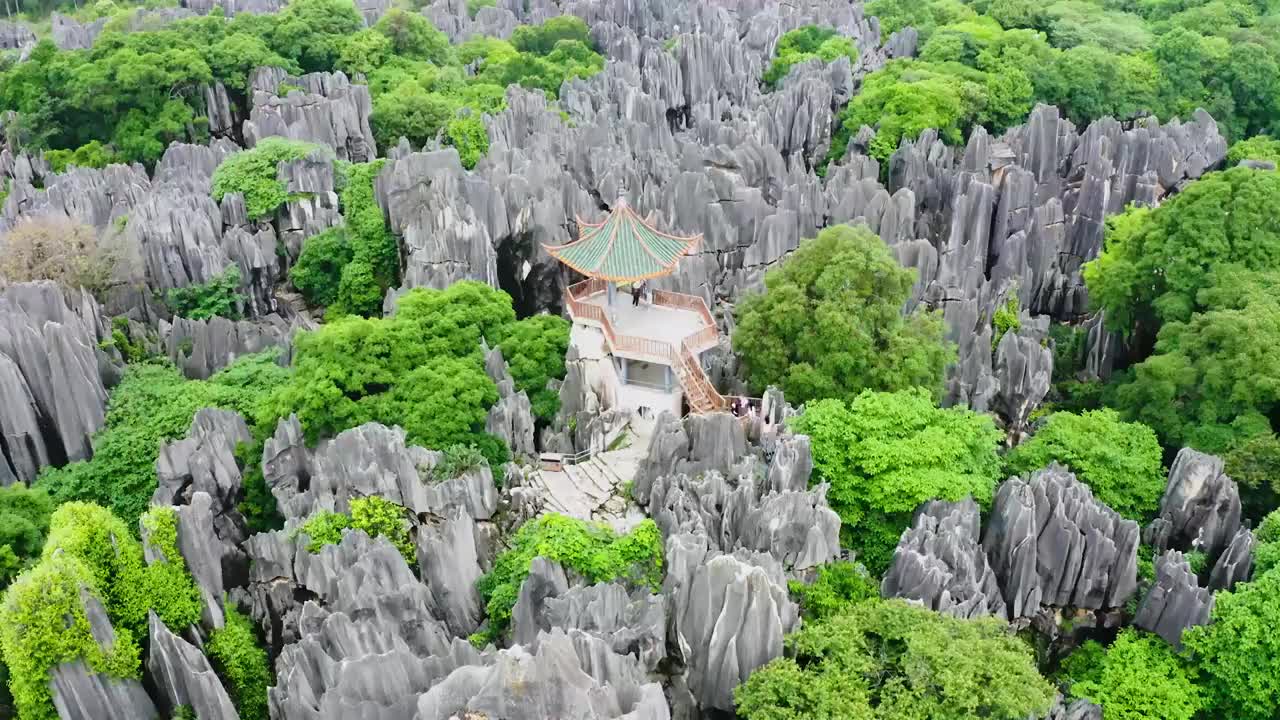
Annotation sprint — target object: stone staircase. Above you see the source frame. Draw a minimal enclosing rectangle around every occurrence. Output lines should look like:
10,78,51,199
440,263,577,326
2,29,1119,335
528,454,631,521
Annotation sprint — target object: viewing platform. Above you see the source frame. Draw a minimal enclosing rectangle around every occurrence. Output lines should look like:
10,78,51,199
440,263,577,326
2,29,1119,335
546,198,726,414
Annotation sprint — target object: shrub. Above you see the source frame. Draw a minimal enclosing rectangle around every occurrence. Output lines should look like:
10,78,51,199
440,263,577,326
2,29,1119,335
1064,629,1204,720
210,138,319,218
44,140,116,172
1223,433,1280,523
167,265,245,320
298,510,351,553
788,561,878,621
790,389,1003,573
331,259,383,318
1004,410,1166,519
235,440,285,535
207,602,271,720
476,514,663,641
138,506,205,632
0,216,130,296
1253,510,1280,576
1226,135,1280,166
350,496,415,563
289,228,353,308
498,314,570,422
428,444,487,482
40,356,287,527
763,25,858,88
0,554,142,720
735,598,1055,720
1183,569,1280,720
0,483,55,588
991,294,1021,348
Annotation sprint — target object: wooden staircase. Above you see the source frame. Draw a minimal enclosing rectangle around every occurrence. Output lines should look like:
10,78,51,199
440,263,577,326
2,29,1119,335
671,340,725,413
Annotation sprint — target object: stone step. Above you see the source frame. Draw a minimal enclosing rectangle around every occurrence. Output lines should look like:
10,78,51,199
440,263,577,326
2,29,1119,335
591,455,627,488
564,462,612,502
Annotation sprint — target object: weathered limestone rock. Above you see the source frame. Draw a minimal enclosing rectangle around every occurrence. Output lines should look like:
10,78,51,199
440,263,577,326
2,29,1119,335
416,505,487,637
983,464,1139,619
162,314,301,380
146,611,240,720
882,498,1006,618
1134,550,1212,648
1146,448,1243,560
1208,527,1254,592
243,67,377,163
1044,698,1103,720
50,12,106,50
48,592,158,720
0,282,113,484
484,345,537,458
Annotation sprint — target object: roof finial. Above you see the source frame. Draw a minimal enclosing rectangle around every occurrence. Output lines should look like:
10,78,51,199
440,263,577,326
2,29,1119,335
615,195,629,209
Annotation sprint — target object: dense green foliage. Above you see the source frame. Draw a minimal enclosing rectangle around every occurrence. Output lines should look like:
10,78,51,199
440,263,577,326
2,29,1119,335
210,138,319,218
1227,135,1280,165
828,0,1280,169
734,598,1055,720
733,225,953,405
498,314,571,421
1183,568,1280,720
0,1,602,168
787,561,878,621
207,602,271,720
1085,167,1280,453
1062,629,1204,720
763,25,859,88
427,444,488,482
167,265,245,321
1253,510,1280,575
0,554,142,720
261,282,515,466
39,354,285,527
289,227,352,308
790,389,1003,572
0,483,55,587
476,514,663,642
297,499,412,563
1004,409,1166,518
990,295,1021,349
138,506,205,632
1223,433,1280,522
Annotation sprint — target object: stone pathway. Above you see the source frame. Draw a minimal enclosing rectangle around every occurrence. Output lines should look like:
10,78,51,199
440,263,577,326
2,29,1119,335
529,414,656,527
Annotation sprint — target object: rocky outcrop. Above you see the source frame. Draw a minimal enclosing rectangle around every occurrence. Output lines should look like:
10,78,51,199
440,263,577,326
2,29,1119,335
49,592,158,720
484,345,537,458
665,534,797,713
0,20,35,50
991,312,1052,439
882,498,1006,618
162,313,301,379
1134,550,1212,648
243,68,377,163
1208,527,1254,591
0,282,114,484
1146,448,1243,561
146,612,240,720
416,505,487,637
1044,698,1103,720
50,12,107,50
983,464,1139,619
263,419,499,521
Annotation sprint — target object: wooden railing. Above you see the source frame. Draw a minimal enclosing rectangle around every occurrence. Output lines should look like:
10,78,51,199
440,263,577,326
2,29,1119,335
564,280,725,413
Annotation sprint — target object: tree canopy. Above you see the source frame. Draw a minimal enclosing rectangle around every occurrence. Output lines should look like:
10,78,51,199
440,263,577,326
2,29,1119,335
734,598,1055,720
1005,409,1166,519
1061,629,1205,720
789,388,1003,572
1183,568,1280,720
733,224,953,405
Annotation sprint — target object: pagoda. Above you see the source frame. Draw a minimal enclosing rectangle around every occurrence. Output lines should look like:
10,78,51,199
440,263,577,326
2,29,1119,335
545,200,725,415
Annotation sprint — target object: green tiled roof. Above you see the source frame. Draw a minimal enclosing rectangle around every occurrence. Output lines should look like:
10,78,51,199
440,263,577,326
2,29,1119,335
544,200,701,282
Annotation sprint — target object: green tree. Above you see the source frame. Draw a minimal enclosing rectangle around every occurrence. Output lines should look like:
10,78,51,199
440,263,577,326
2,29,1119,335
475,514,663,643
374,8,453,64
1005,409,1166,518
0,484,55,588
290,228,354,308
1110,271,1280,452
790,389,1003,572
1252,510,1280,575
349,496,415,563
1085,167,1280,338
1183,569,1280,720
1224,434,1280,523
267,0,364,73
510,15,592,55
763,26,858,88
787,561,878,621
1227,135,1280,165
498,314,571,422
734,599,1055,720
734,224,953,405
1063,630,1204,720
207,602,271,720
371,83,457,150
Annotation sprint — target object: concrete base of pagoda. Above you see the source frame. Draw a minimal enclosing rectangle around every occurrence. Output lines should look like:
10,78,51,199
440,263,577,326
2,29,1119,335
569,324,683,417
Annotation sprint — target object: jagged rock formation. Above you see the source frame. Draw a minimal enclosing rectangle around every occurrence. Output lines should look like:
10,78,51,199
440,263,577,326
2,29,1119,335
0,20,35,51
49,592,159,720
1146,448,1243,560
1134,550,1212,648
882,498,1006,618
1044,698,1103,720
991,312,1052,439
162,313,302,379
416,505,488,637
983,464,1139,619
262,419,500,521
1208,527,1254,592
0,282,115,485
484,345,537,458
244,67,377,163
146,612,240,720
